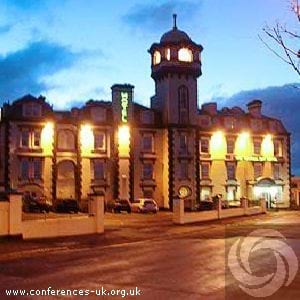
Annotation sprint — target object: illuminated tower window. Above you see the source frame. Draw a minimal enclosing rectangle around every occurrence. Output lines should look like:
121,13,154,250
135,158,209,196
166,48,170,60
153,50,161,65
178,48,193,62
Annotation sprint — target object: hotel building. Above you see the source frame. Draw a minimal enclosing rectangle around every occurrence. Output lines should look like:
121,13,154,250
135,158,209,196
0,17,291,209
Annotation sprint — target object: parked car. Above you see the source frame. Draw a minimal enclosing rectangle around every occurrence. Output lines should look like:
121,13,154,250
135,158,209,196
113,199,131,213
55,199,79,213
131,198,159,213
22,192,52,213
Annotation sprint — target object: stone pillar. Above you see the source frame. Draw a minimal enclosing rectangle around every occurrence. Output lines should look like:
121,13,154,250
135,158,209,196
8,193,22,236
240,197,248,215
173,198,184,224
89,194,104,233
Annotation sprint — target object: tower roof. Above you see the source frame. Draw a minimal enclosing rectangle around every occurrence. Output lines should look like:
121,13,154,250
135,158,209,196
160,14,191,44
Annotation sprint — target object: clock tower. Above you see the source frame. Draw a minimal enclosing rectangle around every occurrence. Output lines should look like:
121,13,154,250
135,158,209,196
149,14,203,125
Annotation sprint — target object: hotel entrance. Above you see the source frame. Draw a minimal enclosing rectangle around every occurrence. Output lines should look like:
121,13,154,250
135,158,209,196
253,178,282,209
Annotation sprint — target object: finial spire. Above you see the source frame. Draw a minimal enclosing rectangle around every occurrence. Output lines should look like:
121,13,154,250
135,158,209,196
173,13,177,29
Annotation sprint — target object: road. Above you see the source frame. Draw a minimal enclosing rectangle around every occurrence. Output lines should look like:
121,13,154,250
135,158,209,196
1,211,300,299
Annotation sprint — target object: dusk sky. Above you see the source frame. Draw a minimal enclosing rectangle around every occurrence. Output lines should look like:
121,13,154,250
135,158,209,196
0,0,300,171
0,0,298,107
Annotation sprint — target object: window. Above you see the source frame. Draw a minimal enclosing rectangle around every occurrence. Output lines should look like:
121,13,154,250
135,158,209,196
227,186,236,201
224,117,235,130
178,86,189,124
143,163,153,180
273,163,280,180
142,135,153,152
20,158,43,180
253,139,261,155
93,160,105,180
165,48,170,60
20,129,41,148
179,161,189,179
274,140,283,157
227,163,236,180
201,163,210,179
22,103,41,117
143,189,153,198
57,130,75,150
21,131,30,147
201,187,211,201
253,163,263,178
179,134,188,153
33,159,42,179
178,48,193,62
227,138,235,154
33,130,41,147
21,159,29,179
200,138,209,153
94,132,105,150
153,50,161,65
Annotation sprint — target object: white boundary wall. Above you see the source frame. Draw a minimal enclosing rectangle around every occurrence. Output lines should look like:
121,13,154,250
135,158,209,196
173,198,266,225
0,194,104,239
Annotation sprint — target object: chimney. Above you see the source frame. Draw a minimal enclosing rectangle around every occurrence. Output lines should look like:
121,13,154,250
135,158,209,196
201,102,217,115
247,100,262,118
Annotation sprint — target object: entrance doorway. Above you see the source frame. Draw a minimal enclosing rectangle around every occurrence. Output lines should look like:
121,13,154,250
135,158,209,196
253,178,282,209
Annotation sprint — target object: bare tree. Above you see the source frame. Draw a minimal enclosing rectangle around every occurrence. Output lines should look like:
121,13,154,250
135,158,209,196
260,0,300,77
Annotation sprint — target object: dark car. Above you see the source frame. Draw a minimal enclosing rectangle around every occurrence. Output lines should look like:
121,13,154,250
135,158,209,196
22,192,52,213
55,199,79,213
113,199,131,213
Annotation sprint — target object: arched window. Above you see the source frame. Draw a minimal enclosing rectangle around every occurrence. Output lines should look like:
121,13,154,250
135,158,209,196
165,48,170,60
153,50,161,65
178,48,193,62
57,130,75,150
178,86,189,124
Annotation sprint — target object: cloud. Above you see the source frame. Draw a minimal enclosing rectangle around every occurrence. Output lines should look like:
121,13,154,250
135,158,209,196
0,41,81,103
217,84,300,174
0,24,12,34
123,0,201,32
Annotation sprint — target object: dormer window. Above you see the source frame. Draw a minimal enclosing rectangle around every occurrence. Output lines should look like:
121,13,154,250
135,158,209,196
166,48,171,60
178,48,193,62
153,51,161,65
22,103,42,117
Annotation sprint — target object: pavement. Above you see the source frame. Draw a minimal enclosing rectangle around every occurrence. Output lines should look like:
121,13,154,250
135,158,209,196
1,211,300,299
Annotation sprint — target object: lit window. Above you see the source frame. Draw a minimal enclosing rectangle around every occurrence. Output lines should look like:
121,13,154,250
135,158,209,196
33,159,42,179
94,132,105,150
273,164,280,180
153,50,161,65
93,160,105,180
226,163,236,180
274,140,283,157
201,163,210,179
227,138,235,154
178,48,193,62
200,138,209,153
143,163,153,180
166,48,170,60
142,135,153,152
201,187,211,201
227,186,236,201
253,163,263,178
253,139,261,155
179,161,189,179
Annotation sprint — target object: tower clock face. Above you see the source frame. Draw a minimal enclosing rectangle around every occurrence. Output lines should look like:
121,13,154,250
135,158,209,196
178,48,193,62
